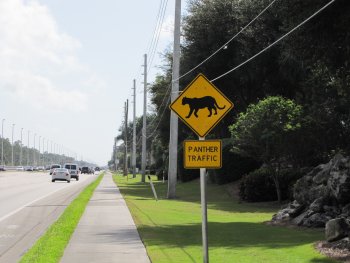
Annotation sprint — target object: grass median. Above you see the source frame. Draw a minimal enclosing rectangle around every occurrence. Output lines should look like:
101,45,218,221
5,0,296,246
113,174,336,263
20,173,104,263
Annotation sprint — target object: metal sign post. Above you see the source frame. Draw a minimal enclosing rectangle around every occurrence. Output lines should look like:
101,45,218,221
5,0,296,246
169,73,233,263
199,136,208,263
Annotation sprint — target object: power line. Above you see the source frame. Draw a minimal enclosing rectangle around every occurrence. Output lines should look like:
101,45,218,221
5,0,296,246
146,0,166,56
174,0,278,82
148,0,169,74
211,0,336,82
147,96,171,139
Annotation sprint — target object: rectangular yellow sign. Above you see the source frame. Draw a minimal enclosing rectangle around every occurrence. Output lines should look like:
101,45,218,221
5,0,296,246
184,140,222,169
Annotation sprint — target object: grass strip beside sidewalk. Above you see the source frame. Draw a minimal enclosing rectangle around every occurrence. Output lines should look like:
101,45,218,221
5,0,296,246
113,174,336,263
20,173,104,263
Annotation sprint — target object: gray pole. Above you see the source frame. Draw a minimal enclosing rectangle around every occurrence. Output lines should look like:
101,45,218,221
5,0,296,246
11,123,15,166
39,136,41,167
50,141,53,165
167,0,181,199
20,128,23,166
33,133,36,166
46,139,49,167
132,79,137,178
1,119,5,166
124,100,129,176
199,137,208,263
141,54,147,183
27,130,30,166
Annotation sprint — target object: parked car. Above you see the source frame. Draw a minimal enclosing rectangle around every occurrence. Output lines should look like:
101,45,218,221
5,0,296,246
25,166,34,171
51,168,71,183
64,163,79,181
0,165,6,171
16,166,24,171
95,167,100,171
50,164,61,175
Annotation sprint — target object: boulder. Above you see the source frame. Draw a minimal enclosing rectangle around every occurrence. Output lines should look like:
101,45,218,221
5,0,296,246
309,197,324,213
312,163,332,185
325,218,350,242
294,176,313,205
341,203,350,217
328,157,350,204
291,211,308,226
303,213,330,228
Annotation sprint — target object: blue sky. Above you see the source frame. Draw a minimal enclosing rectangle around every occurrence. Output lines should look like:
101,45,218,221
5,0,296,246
0,0,187,165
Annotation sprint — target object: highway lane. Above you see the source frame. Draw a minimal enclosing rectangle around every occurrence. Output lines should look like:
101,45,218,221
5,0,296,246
0,171,99,262
0,171,94,221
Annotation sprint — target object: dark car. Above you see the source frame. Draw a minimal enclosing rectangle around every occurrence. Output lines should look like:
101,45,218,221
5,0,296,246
95,167,100,171
81,166,90,174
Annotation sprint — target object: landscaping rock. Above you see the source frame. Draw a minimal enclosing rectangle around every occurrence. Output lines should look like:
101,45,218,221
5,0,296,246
272,154,350,231
325,218,350,242
309,197,324,213
291,211,308,226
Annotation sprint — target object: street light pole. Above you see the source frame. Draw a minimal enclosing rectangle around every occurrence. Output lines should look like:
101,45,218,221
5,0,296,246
39,136,41,167
33,133,36,166
27,130,30,166
20,128,23,166
11,123,15,167
1,119,5,166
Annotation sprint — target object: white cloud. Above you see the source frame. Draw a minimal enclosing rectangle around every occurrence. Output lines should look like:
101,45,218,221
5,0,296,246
0,0,90,112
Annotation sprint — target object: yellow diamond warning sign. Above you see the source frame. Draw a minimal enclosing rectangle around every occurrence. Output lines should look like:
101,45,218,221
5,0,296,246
184,140,222,169
170,74,233,137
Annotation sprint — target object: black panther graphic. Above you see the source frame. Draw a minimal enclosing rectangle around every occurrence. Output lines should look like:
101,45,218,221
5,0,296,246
182,96,226,118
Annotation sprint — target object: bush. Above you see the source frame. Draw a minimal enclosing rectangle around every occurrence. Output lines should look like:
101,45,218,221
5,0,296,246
239,168,304,202
208,144,261,185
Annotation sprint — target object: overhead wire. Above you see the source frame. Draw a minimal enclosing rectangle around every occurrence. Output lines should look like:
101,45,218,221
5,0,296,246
173,0,278,83
210,0,336,82
148,0,169,74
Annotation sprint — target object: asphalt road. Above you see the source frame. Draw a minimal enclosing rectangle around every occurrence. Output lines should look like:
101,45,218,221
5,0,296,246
0,171,98,263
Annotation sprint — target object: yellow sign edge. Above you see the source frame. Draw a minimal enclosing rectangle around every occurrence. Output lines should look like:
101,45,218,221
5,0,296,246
169,73,234,137
183,139,222,169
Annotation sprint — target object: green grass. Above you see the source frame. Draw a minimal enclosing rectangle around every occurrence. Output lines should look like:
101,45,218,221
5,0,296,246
20,173,104,263
113,174,337,263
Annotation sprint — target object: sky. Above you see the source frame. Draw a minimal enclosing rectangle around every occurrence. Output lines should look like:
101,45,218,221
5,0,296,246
0,0,187,166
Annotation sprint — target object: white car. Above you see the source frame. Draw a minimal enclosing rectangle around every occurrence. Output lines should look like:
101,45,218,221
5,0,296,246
64,163,79,181
16,166,24,171
51,168,71,183
50,164,61,175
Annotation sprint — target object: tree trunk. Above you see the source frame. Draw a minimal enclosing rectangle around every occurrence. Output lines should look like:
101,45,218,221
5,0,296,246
272,174,282,203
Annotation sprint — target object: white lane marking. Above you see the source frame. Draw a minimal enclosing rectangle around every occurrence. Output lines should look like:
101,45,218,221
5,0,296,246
0,175,96,223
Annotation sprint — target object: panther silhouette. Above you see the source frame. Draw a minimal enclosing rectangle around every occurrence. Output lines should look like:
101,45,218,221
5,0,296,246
182,96,226,118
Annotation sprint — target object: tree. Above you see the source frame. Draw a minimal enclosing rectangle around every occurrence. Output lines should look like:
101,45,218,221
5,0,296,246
229,96,303,202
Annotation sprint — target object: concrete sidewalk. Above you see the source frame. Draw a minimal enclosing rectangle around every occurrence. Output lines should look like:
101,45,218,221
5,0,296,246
60,172,151,263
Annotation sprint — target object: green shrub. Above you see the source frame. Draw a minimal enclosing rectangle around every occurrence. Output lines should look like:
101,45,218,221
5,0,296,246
239,168,304,202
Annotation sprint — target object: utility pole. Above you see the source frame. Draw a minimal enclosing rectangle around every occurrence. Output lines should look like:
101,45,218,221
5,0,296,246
20,128,23,166
11,123,15,166
124,100,129,176
1,119,5,166
141,54,147,183
50,141,53,165
27,130,30,166
114,137,117,171
46,139,49,167
33,133,36,166
168,0,181,199
132,79,137,178
39,136,41,167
